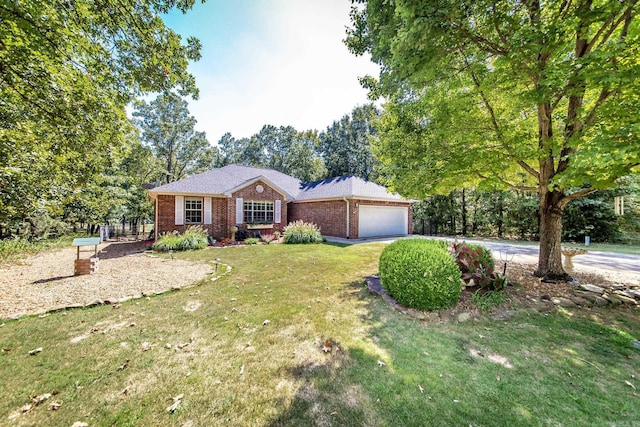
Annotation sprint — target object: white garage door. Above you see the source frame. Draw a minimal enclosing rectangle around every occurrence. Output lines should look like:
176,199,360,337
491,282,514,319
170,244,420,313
358,206,408,238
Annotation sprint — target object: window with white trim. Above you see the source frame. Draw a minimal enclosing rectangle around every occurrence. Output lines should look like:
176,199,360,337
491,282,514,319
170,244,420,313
243,200,274,223
185,197,202,224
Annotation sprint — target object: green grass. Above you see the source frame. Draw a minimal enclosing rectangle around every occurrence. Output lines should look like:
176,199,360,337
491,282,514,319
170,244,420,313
1,243,639,426
0,235,87,265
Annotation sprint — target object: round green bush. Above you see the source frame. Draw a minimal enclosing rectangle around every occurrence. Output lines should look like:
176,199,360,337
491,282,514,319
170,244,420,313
379,239,461,311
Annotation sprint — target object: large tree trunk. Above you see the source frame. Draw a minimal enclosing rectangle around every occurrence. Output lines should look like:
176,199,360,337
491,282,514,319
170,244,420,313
535,188,570,280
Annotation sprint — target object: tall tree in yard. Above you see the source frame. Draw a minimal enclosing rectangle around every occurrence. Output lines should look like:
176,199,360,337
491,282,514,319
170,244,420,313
133,93,217,184
0,0,202,233
347,0,640,279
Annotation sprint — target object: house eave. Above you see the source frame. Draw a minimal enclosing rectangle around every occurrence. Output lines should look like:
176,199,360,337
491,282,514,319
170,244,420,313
291,196,412,204
147,190,228,200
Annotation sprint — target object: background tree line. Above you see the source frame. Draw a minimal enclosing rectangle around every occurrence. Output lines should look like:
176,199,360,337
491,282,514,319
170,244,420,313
412,181,640,245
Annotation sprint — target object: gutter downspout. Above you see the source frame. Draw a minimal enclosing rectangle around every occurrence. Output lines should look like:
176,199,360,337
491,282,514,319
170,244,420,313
154,197,159,241
343,197,350,239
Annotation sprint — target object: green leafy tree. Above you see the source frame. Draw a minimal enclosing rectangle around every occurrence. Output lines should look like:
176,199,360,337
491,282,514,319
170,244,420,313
217,126,326,181
133,93,217,184
0,0,201,236
257,126,326,181
318,104,380,180
347,0,640,279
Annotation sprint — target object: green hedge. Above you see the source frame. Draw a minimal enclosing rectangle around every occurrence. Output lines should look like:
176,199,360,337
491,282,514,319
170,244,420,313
379,239,461,311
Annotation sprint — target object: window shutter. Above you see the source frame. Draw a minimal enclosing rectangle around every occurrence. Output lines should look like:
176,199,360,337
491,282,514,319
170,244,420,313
204,197,212,225
175,196,184,225
235,198,243,224
275,199,282,223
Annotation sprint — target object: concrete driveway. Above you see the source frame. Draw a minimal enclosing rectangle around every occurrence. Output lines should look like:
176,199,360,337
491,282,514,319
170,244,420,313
325,235,640,278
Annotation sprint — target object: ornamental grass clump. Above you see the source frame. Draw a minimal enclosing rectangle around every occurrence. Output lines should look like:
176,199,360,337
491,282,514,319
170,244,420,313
379,239,461,311
283,220,324,244
153,226,209,252
380,239,461,311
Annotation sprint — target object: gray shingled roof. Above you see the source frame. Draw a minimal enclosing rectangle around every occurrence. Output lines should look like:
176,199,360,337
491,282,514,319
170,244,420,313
147,165,302,199
148,165,406,202
295,176,405,201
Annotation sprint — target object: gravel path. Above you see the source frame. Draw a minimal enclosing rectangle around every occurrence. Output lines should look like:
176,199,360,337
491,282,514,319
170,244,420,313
0,241,216,320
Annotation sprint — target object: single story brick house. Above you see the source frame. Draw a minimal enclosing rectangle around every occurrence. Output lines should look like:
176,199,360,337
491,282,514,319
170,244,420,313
147,165,413,240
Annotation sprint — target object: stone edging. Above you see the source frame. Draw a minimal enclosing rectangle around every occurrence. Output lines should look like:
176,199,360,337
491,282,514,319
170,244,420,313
10,261,232,320
365,276,639,324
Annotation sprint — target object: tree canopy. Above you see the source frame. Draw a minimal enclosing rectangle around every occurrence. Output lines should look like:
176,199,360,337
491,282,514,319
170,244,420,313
347,0,640,278
133,93,217,184
318,104,380,180
0,0,202,233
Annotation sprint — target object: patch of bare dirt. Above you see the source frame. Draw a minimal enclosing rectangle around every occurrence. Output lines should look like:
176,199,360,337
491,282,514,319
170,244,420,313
0,240,215,319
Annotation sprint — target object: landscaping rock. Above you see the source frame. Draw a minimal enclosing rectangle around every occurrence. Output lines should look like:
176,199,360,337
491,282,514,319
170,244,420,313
611,293,638,305
85,300,103,307
602,293,623,305
491,310,518,321
592,296,609,307
551,297,576,308
457,312,472,323
406,308,428,320
569,296,591,307
614,290,637,299
579,284,604,294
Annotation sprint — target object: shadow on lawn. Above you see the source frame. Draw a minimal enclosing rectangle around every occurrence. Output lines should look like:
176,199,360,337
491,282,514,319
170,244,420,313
267,347,380,426
268,278,640,426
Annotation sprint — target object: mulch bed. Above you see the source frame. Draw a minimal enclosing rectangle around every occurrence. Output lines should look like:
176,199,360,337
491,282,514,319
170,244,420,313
368,261,639,322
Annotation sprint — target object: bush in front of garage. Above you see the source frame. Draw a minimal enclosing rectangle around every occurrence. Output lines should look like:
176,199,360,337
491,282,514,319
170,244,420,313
379,239,461,311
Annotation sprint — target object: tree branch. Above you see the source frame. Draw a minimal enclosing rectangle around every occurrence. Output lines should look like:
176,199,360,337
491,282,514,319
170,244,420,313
476,172,537,192
560,187,597,207
590,2,637,52
441,16,509,56
517,161,540,180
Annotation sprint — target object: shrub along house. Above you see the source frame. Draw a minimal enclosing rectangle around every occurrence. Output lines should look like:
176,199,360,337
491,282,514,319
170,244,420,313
147,165,413,240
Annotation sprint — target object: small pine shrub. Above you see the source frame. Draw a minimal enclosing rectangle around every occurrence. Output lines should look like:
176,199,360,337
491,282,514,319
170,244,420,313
283,220,324,244
244,237,259,245
153,226,208,252
379,239,461,311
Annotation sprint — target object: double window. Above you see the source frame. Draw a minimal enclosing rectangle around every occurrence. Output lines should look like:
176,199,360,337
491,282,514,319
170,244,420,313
243,200,274,223
185,197,202,224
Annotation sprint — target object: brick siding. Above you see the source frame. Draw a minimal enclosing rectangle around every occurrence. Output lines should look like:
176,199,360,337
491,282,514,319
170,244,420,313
156,194,229,238
154,180,288,239
289,200,349,238
290,199,413,239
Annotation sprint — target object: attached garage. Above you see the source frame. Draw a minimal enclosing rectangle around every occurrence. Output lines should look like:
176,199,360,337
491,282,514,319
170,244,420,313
358,205,408,238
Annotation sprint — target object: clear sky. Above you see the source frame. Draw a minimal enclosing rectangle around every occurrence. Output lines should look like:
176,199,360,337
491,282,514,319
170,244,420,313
163,0,380,144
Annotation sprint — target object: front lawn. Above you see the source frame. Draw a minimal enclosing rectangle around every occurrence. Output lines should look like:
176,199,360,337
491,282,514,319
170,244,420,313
1,243,638,426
